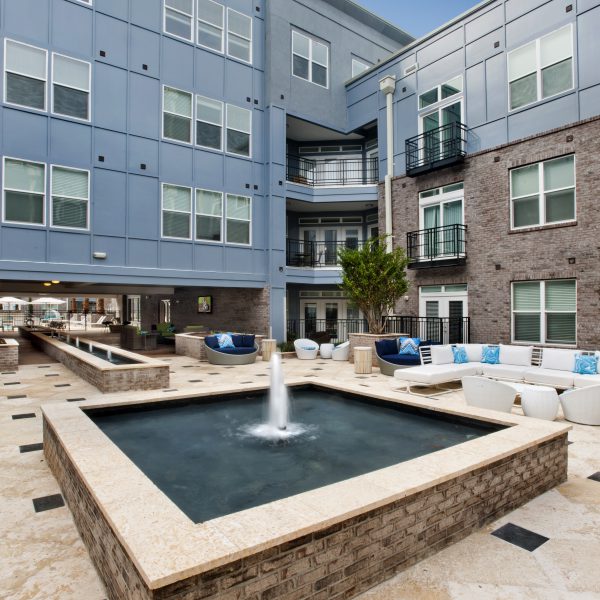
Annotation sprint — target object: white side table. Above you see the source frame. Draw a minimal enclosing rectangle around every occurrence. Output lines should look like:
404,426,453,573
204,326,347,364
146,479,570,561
320,343,334,359
520,385,560,421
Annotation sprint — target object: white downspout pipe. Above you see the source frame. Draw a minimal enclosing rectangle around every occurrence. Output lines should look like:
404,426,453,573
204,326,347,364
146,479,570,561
379,75,396,253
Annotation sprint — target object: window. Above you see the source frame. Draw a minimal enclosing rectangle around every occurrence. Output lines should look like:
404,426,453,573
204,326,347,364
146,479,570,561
197,0,224,52
4,39,47,111
164,0,194,41
419,76,462,109
352,58,370,78
510,155,575,229
227,8,252,63
226,104,251,157
292,31,328,88
196,96,223,150
162,184,191,239
3,158,45,225
196,188,222,241
51,165,89,229
52,54,90,121
508,25,573,110
163,86,192,143
512,280,576,345
226,194,251,244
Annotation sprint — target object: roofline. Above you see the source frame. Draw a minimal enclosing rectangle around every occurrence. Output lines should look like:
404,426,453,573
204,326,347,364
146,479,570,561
346,0,497,86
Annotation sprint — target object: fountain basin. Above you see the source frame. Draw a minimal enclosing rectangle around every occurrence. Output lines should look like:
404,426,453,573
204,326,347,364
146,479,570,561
42,381,569,600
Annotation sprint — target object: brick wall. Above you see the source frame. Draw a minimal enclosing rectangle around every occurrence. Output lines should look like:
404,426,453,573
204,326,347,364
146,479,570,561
0,344,18,370
45,413,567,600
384,117,600,349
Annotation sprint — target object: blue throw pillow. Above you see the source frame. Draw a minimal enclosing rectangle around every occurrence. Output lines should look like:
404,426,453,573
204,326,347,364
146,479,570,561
217,333,235,349
452,346,469,364
398,337,420,356
204,335,219,349
481,345,500,364
376,339,398,356
231,334,244,347
241,334,256,348
573,354,598,375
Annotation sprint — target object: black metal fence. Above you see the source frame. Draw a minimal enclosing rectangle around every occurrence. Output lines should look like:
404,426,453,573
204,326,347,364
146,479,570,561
286,154,379,186
406,224,467,267
287,318,368,344
385,316,470,345
286,238,364,267
0,309,119,332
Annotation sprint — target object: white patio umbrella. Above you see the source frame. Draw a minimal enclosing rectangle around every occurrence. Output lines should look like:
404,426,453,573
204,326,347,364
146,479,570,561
30,297,67,305
0,296,30,305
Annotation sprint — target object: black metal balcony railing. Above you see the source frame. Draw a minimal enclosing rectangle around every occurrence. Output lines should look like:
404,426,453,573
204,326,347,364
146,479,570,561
286,154,379,186
386,316,470,345
405,122,468,176
286,238,364,267
287,319,368,344
407,224,467,268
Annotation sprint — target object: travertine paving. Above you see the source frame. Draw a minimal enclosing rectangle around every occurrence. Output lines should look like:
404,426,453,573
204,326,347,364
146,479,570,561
1,351,599,600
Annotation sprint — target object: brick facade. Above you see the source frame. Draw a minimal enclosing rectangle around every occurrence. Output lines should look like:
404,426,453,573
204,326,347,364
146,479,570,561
385,117,600,349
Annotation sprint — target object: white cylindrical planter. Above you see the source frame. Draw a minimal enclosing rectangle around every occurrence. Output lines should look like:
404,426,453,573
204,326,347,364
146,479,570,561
319,343,334,359
354,347,373,374
262,339,277,362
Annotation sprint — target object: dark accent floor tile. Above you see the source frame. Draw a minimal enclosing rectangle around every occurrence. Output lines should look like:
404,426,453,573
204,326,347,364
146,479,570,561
588,472,600,482
67,398,86,402
1,371,16,374
312,368,323,371
568,440,574,445
359,384,370,388
44,373,59,377
188,380,203,383
169,371,176,374
182,365,195,368
54,384,70,388
354,376,367,379
257,374,268,377
4,382,20,386
33,493,65,513
208,373,219,375
7,394,26,399
304,374,316,377
12,413,36,420
19,442,43,453
163,389,178,392
491,523,549,552
240,381,253,384
38,365,51,368
225,366,235,369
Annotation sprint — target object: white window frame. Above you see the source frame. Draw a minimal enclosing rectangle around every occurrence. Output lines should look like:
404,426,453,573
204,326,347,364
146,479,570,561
163,0,195,43
507,24,574,112
351,58,370,78
225,103,252,158
226,7,252,65
292,30,329,89
509,155,576,230
418,76,464,136
161,182,192,240
195,187,223,243
511,279,577,346
195,95,223,151
3,38,48,113
162,85,193,145
2,156,46,227
50,164,90,231
196,0,224,53
51,52,91,122
225,193,252,246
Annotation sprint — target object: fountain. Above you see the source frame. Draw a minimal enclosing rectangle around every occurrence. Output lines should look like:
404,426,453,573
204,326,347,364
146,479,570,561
107,349,112,362
269,353,288,430
75,337,79,348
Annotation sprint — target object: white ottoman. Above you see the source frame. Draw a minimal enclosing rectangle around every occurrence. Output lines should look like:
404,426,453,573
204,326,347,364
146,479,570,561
319,343,334,359
520,385,559,421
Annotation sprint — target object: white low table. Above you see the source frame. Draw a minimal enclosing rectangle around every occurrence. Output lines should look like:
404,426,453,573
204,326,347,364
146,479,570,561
319,343,334,359
507,383,559,421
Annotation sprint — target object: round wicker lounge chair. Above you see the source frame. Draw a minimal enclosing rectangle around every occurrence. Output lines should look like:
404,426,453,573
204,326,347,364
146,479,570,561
204,334,259,365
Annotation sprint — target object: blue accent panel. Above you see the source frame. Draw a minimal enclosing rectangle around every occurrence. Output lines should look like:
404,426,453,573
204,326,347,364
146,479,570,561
508,93,578,140
161,241,193,270
465,5,503,43
52,0,93,56
506,0,551,22
4,0,49,44
95,0,129,21
94,129,127,172
0,228,45,261
162,38,194,90
225,247,253,273
416,49,463,92
49,119,92,167
579,84,600,120
579,0,600,10
92,235,126,266
194,244,224,272
128,239,158,267
49,231,91,263
95,13,129,69
130,0,161,31
130,27,161,78
417,27,463,69
92,170,127,236
252,110,265,162
128,175,159,238
195,51,225,98
225,61,253,103
251,196,265,250
2,109,47,161
252,17,265,69
225,157,252,190
466,63,486,127
578,7,600,89
194,150,224,189
129,74,160,139
94,64,128,132
161,143,194,184
469,120,506,153
347,94,378,132
254,249,268,274
485,54,507,123
466,30,504,67
506,4,571,48
128,136,159,176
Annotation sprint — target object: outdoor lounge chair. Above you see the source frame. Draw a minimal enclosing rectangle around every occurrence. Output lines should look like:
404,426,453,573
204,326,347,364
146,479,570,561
204,334,259,365
331,341,350,361
294,338,319,359
462,376,517,413
559,384,600,425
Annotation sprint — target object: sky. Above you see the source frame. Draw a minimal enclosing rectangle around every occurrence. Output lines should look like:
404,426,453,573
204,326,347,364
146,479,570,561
357,0,483,39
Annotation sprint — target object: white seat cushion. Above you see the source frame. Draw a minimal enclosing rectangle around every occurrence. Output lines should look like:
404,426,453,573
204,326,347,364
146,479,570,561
525,367,574,388
541,348,577,371
481,363,528,381
394,363,479,386
456,344,483,363
499,344,533,366
430,345,454,365
573,373,600,388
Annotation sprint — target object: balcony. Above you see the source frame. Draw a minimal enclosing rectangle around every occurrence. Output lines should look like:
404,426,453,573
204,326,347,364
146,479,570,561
286,238,364,268
405,122,467,177
386,316,470,345
286,154,378,187
406,224,467,269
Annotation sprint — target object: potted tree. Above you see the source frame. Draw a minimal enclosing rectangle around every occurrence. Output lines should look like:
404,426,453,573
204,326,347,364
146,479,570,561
338,235,410,364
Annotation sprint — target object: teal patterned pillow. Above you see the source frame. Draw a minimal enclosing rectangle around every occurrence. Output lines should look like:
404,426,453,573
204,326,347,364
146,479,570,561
398,337,420,356
217,333,235,349
573,354,598,375
481,345,500,364
452,346,469,364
